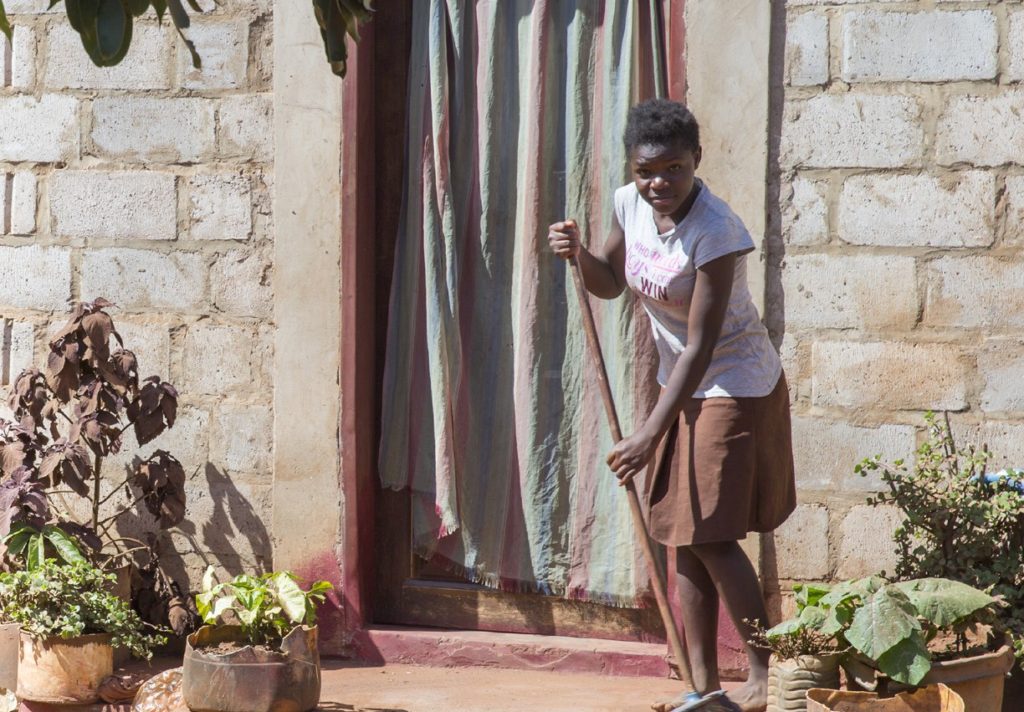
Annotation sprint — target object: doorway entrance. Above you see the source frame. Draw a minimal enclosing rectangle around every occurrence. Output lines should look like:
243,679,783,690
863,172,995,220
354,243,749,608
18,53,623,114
357,0,686,645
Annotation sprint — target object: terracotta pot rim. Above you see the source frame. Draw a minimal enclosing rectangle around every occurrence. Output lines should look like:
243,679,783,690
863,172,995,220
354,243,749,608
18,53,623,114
19,631,113,646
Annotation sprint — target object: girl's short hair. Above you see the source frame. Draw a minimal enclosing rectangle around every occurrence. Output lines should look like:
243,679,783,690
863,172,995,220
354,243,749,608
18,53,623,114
623,99,700,154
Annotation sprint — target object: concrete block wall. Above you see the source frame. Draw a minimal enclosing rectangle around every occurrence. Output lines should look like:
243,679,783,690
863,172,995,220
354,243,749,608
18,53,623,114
0,1,274,585
769,0,1024,618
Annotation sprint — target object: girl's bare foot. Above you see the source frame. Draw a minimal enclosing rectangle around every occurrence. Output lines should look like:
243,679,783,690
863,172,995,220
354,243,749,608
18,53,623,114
651,689,697,712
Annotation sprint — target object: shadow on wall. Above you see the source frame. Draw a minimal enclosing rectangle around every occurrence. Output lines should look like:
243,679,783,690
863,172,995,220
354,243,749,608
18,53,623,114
114,462,273,590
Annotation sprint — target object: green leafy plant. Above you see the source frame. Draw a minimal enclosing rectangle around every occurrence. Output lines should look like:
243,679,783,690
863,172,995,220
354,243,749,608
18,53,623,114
0,560,166,659
765,576,1001,686
4,523,86,570
196,567,333,649
0,0,373,77
859,412,1024,664
750,583,845,659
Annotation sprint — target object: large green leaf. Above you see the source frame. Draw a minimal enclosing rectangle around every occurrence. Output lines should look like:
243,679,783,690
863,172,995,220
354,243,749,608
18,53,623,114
794,582,831,612
42,525,86,565
875,632,932,686
93,0,132,66
274,572,308,624
3,524,34,557
819,576,886,609
846,585,921,661
894,578,997,627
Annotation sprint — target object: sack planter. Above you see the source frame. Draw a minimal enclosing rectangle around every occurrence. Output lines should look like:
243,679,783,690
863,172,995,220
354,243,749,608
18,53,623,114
767,653,841,712
16,632,112,704
183,625,321,712
807,684,965,712
843,642,1014,712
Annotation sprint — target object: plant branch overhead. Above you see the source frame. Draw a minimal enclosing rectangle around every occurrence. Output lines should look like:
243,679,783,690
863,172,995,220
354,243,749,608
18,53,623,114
0,0,373,77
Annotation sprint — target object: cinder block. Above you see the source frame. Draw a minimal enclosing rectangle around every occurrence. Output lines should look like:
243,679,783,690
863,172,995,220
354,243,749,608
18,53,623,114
45,22,170,90
182,323,254,395
0,246,71,310
836,505,902,580
979,341,1024,413
80,249,207,312
781,94,923,169
174,477,272,564
812,341,968,411
949,420,1024,472
189,174,252,241
105,406,211,482
218,95,272,162
1,0,61,12
1009,11,1024,83
91,97,215,163
109,319,172,380
843,10,996,83
0,95,79,162
212,251,271,318
924,256,1024,329
783,254,917,331
51,171,176,240
211,404,272,473
11,25,36,88
782,177,828,247
791,416,916,492
178,20,249,90
10,172,36,235
774,504,830,580
7,320,34,381
838,171,993,247
786,11,829,86
937,92,1024,167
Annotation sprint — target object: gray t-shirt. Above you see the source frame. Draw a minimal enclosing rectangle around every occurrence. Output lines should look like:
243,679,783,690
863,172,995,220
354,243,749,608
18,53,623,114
614,181,781,398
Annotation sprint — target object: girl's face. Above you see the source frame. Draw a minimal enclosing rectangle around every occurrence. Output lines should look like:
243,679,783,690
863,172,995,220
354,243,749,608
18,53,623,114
629,141,702,223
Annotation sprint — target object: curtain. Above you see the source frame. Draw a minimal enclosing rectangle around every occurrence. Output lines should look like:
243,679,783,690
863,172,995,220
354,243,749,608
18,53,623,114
379,0,664,606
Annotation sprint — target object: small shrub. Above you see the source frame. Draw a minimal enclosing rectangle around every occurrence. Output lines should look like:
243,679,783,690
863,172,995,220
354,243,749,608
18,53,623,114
0,560,166,659
859,412,1024,664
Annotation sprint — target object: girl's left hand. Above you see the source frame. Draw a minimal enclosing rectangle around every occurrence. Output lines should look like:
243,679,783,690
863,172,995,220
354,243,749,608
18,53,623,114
606,429,659,486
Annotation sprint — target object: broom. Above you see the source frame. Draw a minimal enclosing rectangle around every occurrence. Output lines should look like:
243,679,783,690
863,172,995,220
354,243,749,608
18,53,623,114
567,248,740,712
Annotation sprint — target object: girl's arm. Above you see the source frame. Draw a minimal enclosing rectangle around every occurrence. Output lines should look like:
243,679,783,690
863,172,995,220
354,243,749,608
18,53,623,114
548,214,627,299
606,251,737,484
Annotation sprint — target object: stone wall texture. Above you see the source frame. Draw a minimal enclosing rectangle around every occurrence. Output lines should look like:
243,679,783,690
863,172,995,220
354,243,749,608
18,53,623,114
770,0,1022,618
0,0,274,585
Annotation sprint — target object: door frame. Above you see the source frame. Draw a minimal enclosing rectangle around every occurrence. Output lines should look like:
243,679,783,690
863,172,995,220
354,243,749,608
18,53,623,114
337,0,688,645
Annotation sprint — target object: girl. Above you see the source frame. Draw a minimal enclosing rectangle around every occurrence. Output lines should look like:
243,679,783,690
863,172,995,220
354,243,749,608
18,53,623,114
548,99,795,712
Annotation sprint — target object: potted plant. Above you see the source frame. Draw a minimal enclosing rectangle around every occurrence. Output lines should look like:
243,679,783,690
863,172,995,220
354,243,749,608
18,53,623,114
859,412,1024,709
750,584,845,712
0,299,197,639
772,575,1008,711
0,560,164,703
182,568,333,712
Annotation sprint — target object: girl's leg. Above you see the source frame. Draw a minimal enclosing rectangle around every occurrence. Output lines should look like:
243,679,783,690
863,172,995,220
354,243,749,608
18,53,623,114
689,539,770,712
675,545,721,694
651,546,720,712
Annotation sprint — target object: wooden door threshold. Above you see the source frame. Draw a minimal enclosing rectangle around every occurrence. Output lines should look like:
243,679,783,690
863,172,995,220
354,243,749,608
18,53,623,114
349,625,673,678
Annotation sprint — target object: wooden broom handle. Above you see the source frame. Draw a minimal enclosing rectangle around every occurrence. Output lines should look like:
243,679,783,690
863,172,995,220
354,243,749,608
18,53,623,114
568,254,696,691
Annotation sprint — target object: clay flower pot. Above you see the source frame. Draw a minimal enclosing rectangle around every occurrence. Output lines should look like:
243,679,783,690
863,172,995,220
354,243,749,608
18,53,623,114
843,641,1014,712
767,653,841,712
182,625,321,712
16,631,113,703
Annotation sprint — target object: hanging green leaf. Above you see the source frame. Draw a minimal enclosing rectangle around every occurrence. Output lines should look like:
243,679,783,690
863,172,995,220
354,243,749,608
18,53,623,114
0,2,12,41
313,0,373,78
92,0,132,66
124,0,149,18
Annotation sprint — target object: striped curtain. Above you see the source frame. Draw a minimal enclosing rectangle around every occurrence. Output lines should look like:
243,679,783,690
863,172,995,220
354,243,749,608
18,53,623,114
379,0,664,606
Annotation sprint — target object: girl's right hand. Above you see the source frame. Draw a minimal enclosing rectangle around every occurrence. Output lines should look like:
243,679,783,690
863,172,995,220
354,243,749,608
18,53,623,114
548,219,581,260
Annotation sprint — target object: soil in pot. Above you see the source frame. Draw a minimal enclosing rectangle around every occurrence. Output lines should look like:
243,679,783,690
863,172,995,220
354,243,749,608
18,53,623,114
768,653,841,712
16,631,113,704
182,625,320,712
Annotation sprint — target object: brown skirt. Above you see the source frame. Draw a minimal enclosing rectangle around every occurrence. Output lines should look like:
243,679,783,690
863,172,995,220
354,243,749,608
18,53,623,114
645,373,796,547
